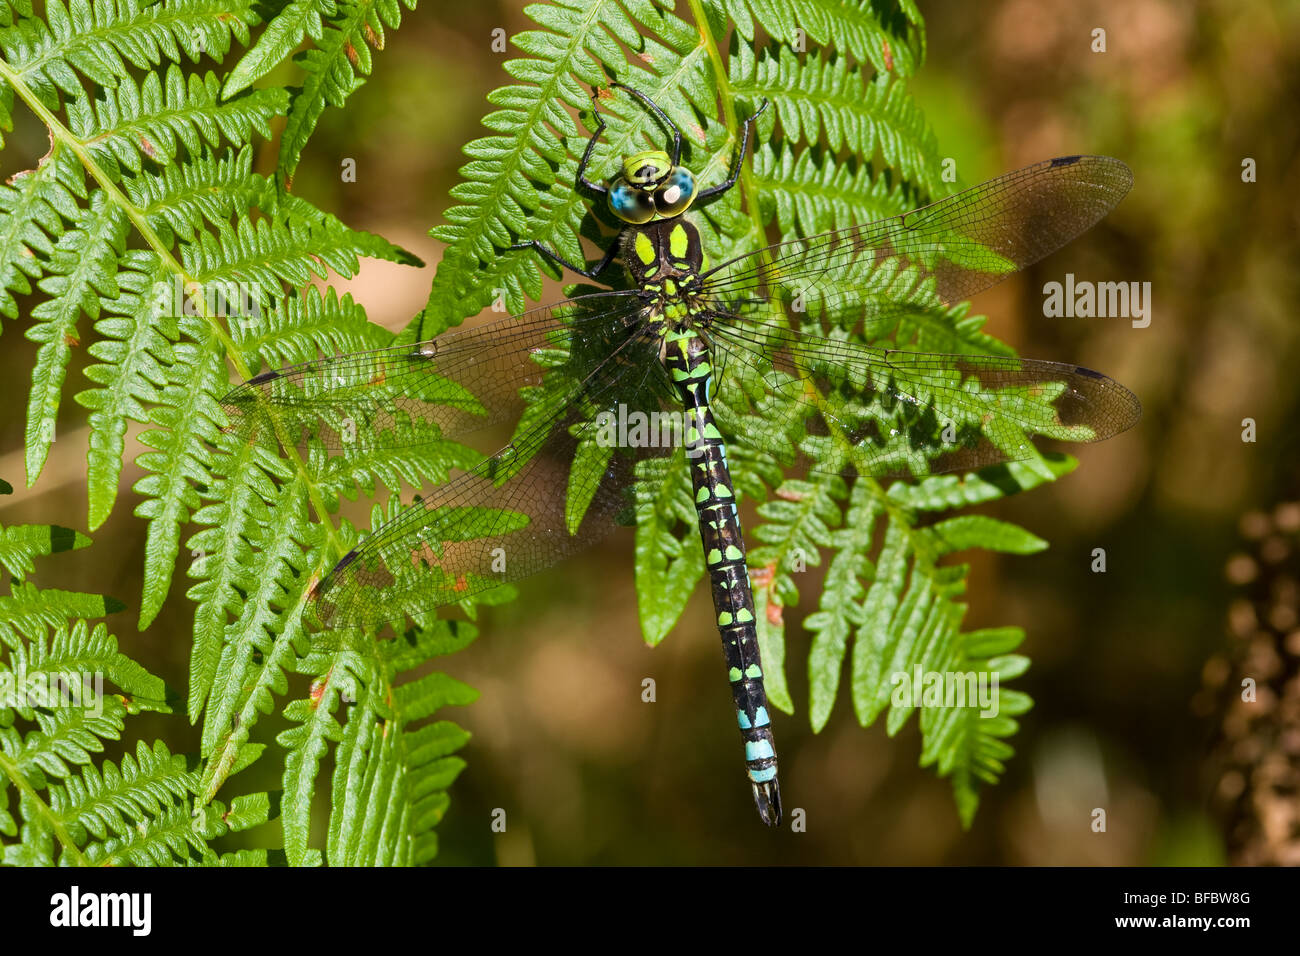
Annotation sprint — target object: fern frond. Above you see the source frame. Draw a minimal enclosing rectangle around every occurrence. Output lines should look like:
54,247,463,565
65,64,284,176
130,313,226,626
723,0,924,75
734,43,940,200
633,453,705,647
122,144,263,246
3,0,465,865
24,190,129,482
321,621,476,866
0,520,89,579
186,446,303,728
75,251,174,530
189,473,318,808
231,284,394,370
792,460,1069,819
275,501,477,866
0,518,269,865
223,0,419,186
278,0,418,187
0,583,125,637
0,0,256,127
753,141,917,236
0,142,80,322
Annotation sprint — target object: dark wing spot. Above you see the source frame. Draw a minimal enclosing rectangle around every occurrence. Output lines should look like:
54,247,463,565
1073,364,1105,379
334,548,361,573
1050,155,1083,167
248,370,280,385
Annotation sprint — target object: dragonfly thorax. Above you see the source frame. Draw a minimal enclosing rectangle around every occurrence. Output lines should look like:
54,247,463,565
621,217,710,329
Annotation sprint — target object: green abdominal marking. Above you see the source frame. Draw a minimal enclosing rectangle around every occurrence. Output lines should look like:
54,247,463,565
662,322,782,826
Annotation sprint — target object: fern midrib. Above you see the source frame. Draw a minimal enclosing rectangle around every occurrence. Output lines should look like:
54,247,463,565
686,11,945,553
0,55,240,356
10,4,234,87
0,745,93,865
0,53,352,566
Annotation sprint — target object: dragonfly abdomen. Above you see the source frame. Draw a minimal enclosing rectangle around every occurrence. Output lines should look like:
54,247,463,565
663,327,782,827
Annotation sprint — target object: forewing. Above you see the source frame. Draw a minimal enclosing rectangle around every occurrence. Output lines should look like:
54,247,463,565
701,155,1133,333
309,325,679,627
220,291,645,454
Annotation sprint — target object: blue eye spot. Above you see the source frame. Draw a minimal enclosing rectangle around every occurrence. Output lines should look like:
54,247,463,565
609,181,655,223
654,167,697,216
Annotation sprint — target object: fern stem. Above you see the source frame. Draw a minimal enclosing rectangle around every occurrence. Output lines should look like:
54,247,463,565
687,0,766,249
0,747,92,865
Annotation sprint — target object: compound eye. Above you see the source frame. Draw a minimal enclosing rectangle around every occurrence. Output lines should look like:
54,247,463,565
653,167,697,217
608,181,655,224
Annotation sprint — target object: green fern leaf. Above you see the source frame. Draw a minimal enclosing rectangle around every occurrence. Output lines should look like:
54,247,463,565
275,500,477,866
633,454,706,646
25,190,129,484
223,0,330,96
75,253,174,530
65,64,286,176
0,0,255,99
0,518,268,865
131,314,226,627
0,521,90,578
3,0,465,866
278,0,419,187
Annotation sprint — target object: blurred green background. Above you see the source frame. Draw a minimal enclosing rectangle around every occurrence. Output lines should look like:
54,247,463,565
1,0,1297,864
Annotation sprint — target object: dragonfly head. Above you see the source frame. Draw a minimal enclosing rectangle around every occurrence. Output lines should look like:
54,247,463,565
608,148,698,224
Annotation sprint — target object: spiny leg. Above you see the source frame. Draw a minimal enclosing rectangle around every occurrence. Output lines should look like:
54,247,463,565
610,82,683,166
576,86,610,197
695,98,769,204
506,235,619,282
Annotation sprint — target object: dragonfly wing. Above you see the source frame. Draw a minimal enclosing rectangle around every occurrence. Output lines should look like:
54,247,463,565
220,290,645,454
310,325,679,627
701,155,1133,332
709,319,1141,479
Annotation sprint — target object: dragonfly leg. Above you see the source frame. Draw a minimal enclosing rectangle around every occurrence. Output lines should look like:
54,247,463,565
696,99,770,204
507,236,618,281
610,82,683,167
576,89,610,197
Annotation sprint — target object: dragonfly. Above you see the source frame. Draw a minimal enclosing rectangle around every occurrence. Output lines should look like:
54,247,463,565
221,83,1141,828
